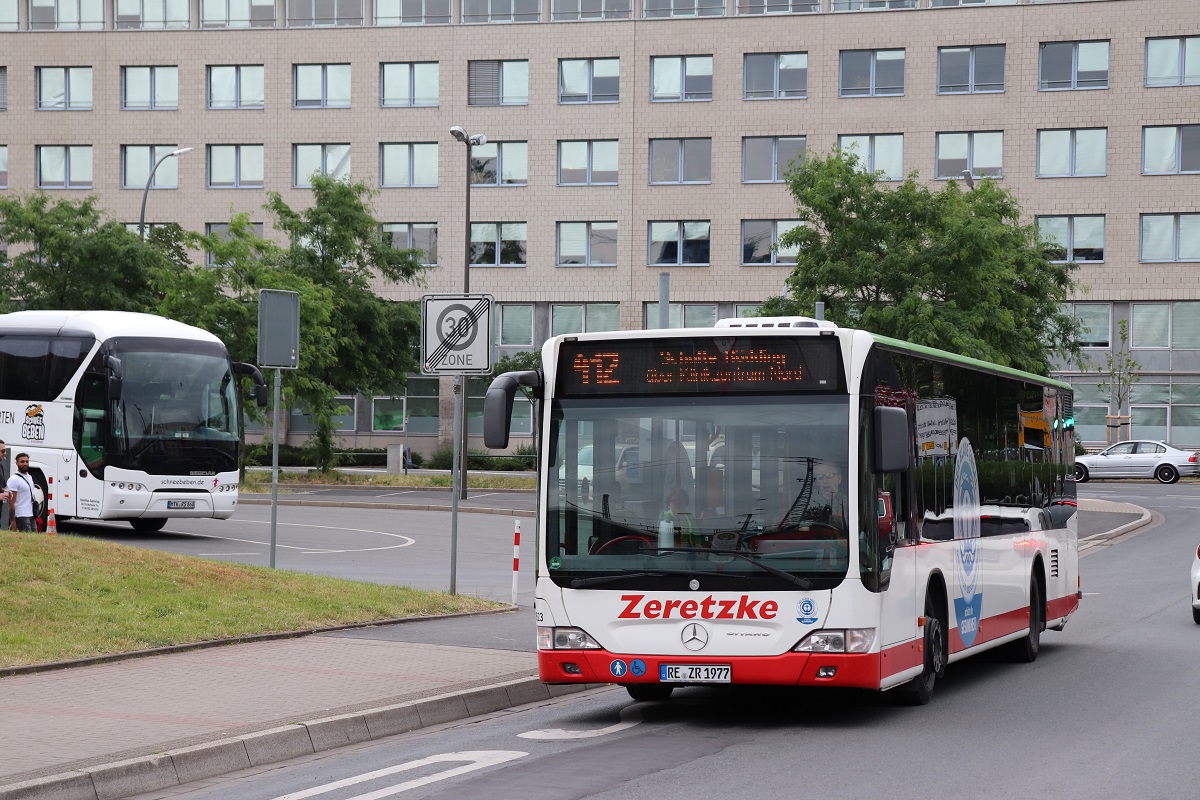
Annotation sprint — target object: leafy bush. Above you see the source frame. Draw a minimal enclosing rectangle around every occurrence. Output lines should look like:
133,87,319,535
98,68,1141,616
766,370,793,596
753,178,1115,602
423,445,532,471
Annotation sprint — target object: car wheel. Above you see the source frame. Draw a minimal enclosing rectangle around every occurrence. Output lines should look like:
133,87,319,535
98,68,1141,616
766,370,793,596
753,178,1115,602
1074,464,1089,483
1155,464,1179,484
626,684,673,702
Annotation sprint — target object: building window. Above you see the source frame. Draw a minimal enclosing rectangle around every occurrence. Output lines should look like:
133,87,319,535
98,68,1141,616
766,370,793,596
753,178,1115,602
551,303,620,335
1069,303,1110,348
557,222,617,266
295,64,351,108
289,396,356,432
643,303,717,328
202,0,275,26
0,0,15,29
838,134,903,180
470,141,527,186
744,53,807,99
1132,303,1169,349
1146,37,1200,87
559,58,619,103
551,0,629,20
1143,126,1200,175
115,0,189,28
743,136,805,182
122,145,180,189
37,145,92,188
287,0,361,25
122,66,178,110
651,56,713,101
741,220,802,265
494,304,533,346
208,144,264,188
840,49,904,97
37,67,92,110
1037,129,1107,177
208,65,265,109
1039,41,1109,90
294,144,350,187
1171,302,1200,350
832,0,914,8
30,0,103,28
937,44,1004,94
558,140,617,185
644,0,721,17
468,60,528,105
381,62,438,107
470,222,527,266
735,304,761,317
375,0,448,23
935,131,1003,179
649,138,711,184
737,0,816,14
205,221,265,265
382,222,437,265
391,377,439,433
932,0,1015,4
1140,214,1200,262
380,143,438,187
463,0,538,22
649,221,710,266
0,146,7,189
1037,215,1105,263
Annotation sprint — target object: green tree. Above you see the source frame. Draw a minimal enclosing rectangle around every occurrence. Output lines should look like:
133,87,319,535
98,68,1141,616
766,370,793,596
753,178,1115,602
0,193,163,311
761,149,1083,376
265,176,427,471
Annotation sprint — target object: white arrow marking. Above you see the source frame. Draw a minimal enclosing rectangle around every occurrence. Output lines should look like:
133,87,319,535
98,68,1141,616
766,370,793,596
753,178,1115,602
269,750,527,800
517,702,646,740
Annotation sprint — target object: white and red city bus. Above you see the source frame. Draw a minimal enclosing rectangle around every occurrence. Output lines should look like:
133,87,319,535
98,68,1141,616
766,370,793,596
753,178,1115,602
484,317,1080,704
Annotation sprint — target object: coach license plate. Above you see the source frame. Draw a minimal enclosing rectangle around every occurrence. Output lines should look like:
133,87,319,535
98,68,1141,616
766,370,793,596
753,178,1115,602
167,500,195,509
659,664,731,683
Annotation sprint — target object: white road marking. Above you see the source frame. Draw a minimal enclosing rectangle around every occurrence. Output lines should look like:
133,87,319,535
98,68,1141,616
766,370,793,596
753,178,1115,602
158,523,415,554
198,552,260,556
373,491,419,498
518,702,646,740
468,492,500,499
268,751,527,800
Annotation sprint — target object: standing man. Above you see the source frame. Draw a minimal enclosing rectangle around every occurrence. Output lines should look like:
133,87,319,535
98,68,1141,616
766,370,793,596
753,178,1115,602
8,453,37,532
0,440,10,529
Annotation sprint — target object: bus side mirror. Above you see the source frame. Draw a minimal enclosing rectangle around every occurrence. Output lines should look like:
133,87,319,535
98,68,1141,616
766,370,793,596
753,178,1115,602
106,355,124,402
233,362,269,408
255,385,268,407
874,406,911,473
107,376,123,403
484,370,541,450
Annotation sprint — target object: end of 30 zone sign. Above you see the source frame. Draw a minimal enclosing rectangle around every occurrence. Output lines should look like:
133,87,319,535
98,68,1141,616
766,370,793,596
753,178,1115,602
421,294,494,375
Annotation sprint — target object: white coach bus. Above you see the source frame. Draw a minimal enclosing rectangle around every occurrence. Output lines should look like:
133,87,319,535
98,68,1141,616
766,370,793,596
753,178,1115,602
484,317,1080,704
0,310,266,531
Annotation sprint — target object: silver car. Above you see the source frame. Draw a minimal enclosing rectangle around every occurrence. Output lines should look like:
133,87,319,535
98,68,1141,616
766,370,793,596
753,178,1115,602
1075,440,1199,484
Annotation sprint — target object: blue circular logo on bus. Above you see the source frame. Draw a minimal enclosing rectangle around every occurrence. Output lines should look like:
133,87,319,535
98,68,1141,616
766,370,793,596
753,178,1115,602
610,659,628,677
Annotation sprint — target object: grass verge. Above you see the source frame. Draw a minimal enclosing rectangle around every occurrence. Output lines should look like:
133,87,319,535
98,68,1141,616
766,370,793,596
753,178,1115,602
0,531,504,668
240,470,535,492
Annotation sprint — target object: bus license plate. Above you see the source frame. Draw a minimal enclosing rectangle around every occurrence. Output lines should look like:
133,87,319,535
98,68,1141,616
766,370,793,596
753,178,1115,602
660,664,731,683
167,500,195,509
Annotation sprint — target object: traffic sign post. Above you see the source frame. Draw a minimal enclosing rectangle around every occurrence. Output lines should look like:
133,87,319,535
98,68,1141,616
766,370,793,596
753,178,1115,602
257,289,301,570
421,294,493,594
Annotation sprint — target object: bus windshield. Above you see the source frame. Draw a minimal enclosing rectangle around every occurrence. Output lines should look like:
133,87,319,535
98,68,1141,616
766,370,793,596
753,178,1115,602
106,343,239,475
547,395,851,591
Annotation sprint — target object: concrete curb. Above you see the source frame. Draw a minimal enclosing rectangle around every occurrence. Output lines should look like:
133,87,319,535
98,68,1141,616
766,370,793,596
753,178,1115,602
0,678,605,800
237,497,535,518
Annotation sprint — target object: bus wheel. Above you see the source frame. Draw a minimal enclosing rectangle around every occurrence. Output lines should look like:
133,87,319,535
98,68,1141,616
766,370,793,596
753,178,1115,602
626,684,673,702
130,518,167,533
900,592,945,706
1006,576,1043,663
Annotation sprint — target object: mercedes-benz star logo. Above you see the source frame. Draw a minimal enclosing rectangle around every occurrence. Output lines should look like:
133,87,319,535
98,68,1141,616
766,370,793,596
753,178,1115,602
681,623,709,651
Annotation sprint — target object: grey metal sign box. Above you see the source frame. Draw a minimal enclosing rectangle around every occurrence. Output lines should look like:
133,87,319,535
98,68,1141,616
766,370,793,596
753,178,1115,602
258,289,300,369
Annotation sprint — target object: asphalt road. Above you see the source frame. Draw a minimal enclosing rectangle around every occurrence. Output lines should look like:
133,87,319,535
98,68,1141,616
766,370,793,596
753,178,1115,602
111,480,1199,800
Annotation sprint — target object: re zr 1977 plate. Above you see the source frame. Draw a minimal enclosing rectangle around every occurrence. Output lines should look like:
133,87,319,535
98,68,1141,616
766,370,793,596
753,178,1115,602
167,500,196,509
659,664,731,683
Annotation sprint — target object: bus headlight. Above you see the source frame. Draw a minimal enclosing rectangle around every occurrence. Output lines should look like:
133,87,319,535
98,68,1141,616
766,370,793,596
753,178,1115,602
538,626,601,651
793,628,875,654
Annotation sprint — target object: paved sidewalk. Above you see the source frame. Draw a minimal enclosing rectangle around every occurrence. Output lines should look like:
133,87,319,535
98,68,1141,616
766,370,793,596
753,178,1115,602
0,504,1148,800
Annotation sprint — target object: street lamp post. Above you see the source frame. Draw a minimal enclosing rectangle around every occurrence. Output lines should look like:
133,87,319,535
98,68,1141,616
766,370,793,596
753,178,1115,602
138,147,192,239
449,126,487,501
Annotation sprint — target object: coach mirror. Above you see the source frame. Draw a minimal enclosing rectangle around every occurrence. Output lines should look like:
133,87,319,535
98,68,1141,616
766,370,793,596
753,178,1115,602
484,370,541,450
874,406,911,474
105,355,123,403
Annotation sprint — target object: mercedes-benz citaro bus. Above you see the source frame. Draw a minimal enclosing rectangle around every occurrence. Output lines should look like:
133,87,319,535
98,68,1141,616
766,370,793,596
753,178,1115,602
484,316,1080,704
0,310,267,532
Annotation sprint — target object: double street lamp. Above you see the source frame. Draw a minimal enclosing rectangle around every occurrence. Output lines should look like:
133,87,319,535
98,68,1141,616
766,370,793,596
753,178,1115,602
449,126,487,501
138,147,192,239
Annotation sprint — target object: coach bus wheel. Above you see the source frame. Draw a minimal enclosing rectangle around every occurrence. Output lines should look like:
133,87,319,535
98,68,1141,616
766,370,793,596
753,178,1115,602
901,592,945,706
130,518,167,533
626,684,674,702
1006,576,1043,663
1074,464,1089,483
1155,464,1179,484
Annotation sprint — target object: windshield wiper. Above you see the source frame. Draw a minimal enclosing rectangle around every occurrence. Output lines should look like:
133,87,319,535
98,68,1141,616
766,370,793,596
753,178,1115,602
648,547,813,589
570,568,749,589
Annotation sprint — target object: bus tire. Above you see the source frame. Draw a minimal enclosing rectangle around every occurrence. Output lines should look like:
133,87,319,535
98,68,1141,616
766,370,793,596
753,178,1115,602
626,684,674,702
1006,575,1043,663
899,590,945,706
130,518,167,533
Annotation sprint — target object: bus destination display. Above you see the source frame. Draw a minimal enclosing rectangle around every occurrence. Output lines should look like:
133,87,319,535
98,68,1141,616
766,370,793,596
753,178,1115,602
558,337,844,396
